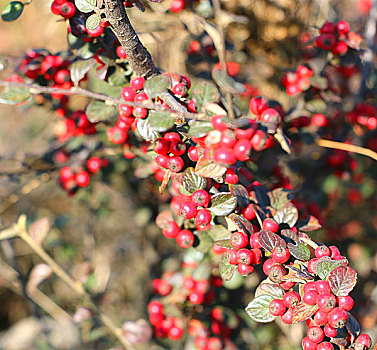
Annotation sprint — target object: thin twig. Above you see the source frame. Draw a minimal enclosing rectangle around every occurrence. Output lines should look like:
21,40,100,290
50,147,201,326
10,215,134,350
0,80,207,121
316,138,377,161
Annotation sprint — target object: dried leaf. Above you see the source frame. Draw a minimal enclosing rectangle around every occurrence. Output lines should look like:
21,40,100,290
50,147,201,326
28,217,50,245
292,302,318,324
328,266,357,296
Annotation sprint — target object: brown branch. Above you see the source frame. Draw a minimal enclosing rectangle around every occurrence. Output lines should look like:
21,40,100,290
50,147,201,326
316,139,377,161
0,80,208,120
103,0,159,78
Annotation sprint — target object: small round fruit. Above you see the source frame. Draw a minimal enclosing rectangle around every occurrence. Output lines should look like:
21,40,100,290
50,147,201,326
176,229,195,248
327,307,349,328
269,299,286,316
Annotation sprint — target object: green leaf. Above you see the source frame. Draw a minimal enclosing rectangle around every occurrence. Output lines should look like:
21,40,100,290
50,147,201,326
195,231,213,253
108,67,126,86
269,188,293,210
0,86,30,104
70,59,96,86
1,1,24,21
148,111,175,132
287,242,311,261
187,120,213,138
179,167,207,195
245,295,276,323
89,79,122,99
137,118,160,142
209,193,237,216
292,302,318,324
212,68,246,94
191,82,220,112
144,75,169,99
86,13,100,30
328,266,357,297
75,0,96,13
219,253,236,281
273,203,298,228
316,258,347,280
255,283,285,299
257,230,286,252
86,101,117,123
214,238,232,249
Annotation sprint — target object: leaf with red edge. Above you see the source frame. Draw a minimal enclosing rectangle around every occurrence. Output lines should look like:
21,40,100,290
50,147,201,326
228,213,254,235
328,266,357,296
281,229,299,242
297,215,322,231
255,282,285,299
257,230,286,252
219,253,236,281
291,302,318,324
195,155,227,179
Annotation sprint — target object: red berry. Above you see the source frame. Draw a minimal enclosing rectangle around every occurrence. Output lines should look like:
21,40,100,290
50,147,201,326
269,299,286,316
262,218,279,232
302,337,318,350
320,22,336,34
317,292,336,312
121,87,136,102
307,326,324,343
176,229,195,248
283,291,300,308
224,168,239,184
156,154,169,168
51,1,61,15
164,132,181,142
332,41,348,55
324,324,337,337
188,291,204,304
148,300,163,315
249,96,267,115
195,209,212,225
170,0,184,13
86,25,104,37
303,290,319,305
314,309,328,326
315,280,331,294
237,263,254,276
233,140,251,161
236,248,253,265
192,189,210,207
328,307,348,328
227,249,238,265
271,246,290,264
162,221,180,239
59,2,76,18
304,281,317,294
329,246,340,258
317,342,334,350
211,115,228,131
312,113,327,127
356,334,372,349
336,21,350,34
230,231,248,250
169,140,186,156
87,157,101,173
207,337,223,350
116,45,127,59
168,326,184,341
249,233,261,249
242,204,256,220
281,308,293,324
167,156,184,172
154,138,170,155
262,258,276,275
130,77,145,90
337,295,354,311
153,278,172,296
315,34,336,50
75,171,90,187
180,201,197,219
188,146,201,161
213,147,236,165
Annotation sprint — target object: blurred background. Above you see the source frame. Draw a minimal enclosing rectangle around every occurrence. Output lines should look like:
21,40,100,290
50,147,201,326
0,0,376,349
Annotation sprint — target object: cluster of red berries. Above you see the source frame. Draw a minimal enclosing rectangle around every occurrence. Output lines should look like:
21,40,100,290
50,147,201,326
148,261,242,348
314,21,351,55
19,50,73,101
347,103,377,131
281,65,313,96
58,156,109,193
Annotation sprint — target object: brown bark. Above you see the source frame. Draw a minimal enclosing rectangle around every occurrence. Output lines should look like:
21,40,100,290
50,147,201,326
103,0,159,79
